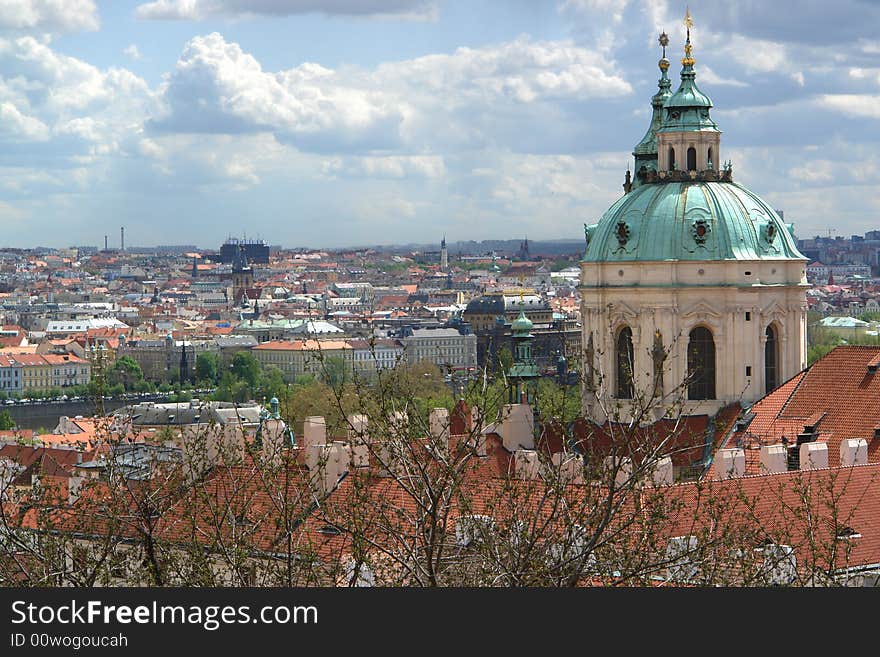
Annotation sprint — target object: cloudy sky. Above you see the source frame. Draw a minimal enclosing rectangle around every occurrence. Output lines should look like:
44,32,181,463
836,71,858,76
0,0,876,249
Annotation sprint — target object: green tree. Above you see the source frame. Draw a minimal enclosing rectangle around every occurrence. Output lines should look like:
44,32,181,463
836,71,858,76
0,410,15,430
109,356,144,390
195,352,220,384
231,352,261,390
258,365,287,402
497,346,514,374
320,356,352,390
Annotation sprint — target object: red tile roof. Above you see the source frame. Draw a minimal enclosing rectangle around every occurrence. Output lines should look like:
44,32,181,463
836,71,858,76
718,346,880,474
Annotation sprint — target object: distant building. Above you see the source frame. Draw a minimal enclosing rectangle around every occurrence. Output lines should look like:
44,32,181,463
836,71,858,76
0,353,91,393
220,237,269,264
348,338,404,375
399,327,477,373
117,334,218,383
252,339,353,382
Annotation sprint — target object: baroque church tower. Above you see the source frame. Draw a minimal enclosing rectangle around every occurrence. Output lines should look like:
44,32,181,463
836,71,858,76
580,12,808,422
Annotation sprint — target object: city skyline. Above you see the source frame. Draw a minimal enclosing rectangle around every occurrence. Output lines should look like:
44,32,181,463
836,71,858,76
0,1,876,247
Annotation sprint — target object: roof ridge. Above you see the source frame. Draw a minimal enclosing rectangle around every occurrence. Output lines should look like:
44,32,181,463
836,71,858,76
776,368,809,420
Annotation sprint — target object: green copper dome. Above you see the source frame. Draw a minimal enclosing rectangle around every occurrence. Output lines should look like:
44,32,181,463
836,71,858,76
657,66,717,133
583,181,806,263
511,308,533,334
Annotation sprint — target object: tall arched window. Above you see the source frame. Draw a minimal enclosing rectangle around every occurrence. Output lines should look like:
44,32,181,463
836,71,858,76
616,326,634,399
687,326,715,400
707,147,714,168
668,147,675,170
687,146,697,171
765,325,779,394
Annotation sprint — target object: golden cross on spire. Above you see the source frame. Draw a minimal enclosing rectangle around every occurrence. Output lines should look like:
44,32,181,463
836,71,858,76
682,7,695,66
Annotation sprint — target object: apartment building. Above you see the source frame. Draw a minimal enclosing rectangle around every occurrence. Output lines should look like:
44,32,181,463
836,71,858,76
252,339,353,382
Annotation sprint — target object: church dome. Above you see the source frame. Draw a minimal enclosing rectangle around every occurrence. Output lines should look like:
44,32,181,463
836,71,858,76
583,180,805,262
585,17,805,266
511,309,533,334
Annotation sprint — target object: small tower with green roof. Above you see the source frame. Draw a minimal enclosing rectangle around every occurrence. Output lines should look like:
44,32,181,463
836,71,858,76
631,31,673,188
507,298,539,403
656,9,721,175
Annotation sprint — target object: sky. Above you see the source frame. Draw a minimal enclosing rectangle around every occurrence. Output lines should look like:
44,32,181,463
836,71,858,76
0,0,877,249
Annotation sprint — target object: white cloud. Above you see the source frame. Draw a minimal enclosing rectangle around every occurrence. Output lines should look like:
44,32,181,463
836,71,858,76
788,160,834,183
150,32,631,154
123,44,142,60
151,33,407,151
559,0,630,24
818,94,880,119
323,155,445,179
0,100,49,140
0,0,99,32
699,65,748,88
135,0,437,21
1,36,151,115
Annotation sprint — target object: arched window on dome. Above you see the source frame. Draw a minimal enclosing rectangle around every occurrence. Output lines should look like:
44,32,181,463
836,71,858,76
687,327,715,400
765,325,779,394
616,326,634,399
707,147,714,169
687,147,697,171
668,147,676,171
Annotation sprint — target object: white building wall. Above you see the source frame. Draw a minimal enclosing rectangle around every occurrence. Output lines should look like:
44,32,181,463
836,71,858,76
581,258,808,422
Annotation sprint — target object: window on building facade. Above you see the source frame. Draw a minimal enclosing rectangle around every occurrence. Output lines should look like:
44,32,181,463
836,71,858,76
616,326,634,399
687,326,716,400
687,146,697,171
765,325,779,394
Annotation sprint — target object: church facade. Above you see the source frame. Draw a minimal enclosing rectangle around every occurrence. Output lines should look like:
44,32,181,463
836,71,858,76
580,23,808,422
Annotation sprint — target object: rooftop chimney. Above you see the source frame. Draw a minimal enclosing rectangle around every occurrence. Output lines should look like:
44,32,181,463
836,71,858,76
305,441,350,496
604,456,633,487
346,414,369,467
760,444,787,474
799,441,828,470
651,456,674,486
489,403,535,453
716,448,746,479
302,416,327,451
514,449,541,479
429,408,449,444
552,452,584,484
840,439,868,467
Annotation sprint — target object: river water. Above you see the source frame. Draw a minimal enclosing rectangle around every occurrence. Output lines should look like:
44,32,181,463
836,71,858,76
4,397,169,431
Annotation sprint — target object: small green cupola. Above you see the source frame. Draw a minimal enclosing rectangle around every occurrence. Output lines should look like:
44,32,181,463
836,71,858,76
631,32,673,189
507,301,539,403
655,10,722,175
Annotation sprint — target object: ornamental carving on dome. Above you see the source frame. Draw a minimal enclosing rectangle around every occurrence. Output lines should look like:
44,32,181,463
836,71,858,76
764,222,777,244
691,218,711,245
615,220,631,247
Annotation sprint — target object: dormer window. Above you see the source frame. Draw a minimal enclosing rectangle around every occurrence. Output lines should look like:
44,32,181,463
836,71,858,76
836,526,861,541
